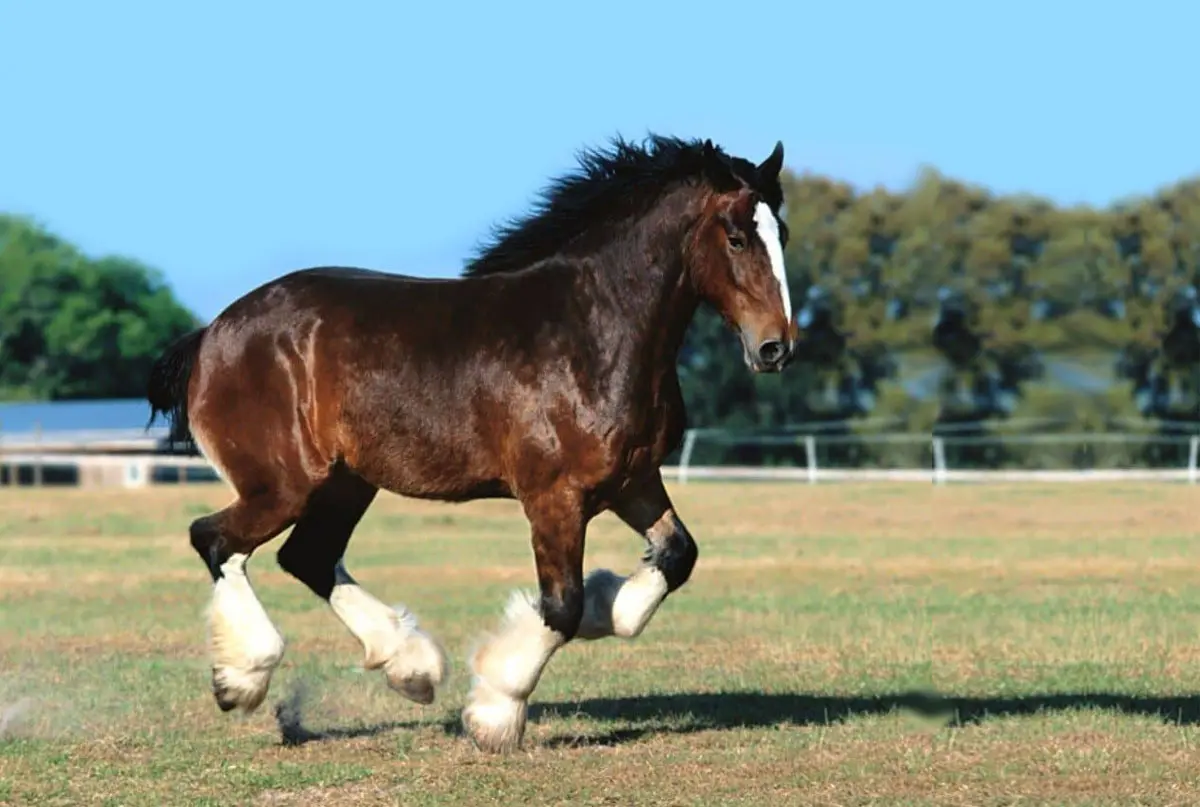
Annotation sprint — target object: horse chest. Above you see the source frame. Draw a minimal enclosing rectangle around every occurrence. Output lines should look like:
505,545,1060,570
615,393,686,475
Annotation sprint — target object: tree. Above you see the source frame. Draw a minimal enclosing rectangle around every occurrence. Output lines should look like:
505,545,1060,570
9,153,1200,462
0,215,200,401
674,160,1200,464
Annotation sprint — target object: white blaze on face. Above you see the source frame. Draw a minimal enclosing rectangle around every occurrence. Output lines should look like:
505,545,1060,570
753,201,792,322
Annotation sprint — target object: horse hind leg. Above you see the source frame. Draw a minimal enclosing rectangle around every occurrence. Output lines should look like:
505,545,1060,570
328,561,449,704
189,491,302,714
275,470,448,705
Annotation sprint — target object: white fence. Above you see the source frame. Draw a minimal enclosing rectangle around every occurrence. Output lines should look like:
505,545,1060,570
672,429,1200,486
1,428,1199,488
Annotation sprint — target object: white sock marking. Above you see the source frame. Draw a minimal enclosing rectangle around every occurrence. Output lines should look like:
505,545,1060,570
578,566,669,640
328,561,447,703
611,566,669,637
754,201,792,322
207,553,285,711
463,591,566,753
473,591,564,699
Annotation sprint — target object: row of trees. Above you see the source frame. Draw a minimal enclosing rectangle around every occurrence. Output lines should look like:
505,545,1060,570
678,166,1200,466
4,163,1199,468
775,163,1200,361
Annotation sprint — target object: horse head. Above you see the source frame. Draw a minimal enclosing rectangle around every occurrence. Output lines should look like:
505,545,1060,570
686,140,796,373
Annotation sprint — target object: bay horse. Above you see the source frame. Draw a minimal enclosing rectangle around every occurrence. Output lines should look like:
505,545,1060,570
146,134,797,753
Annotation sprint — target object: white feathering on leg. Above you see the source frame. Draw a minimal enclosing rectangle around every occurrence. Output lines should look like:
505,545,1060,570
328,561,448,705
610,566,669,638
463,590,565,753
577,565,669,640
206,553,285,712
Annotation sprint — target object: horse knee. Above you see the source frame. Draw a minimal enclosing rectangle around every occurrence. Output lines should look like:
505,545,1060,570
539,583,584,641
655,528,698,593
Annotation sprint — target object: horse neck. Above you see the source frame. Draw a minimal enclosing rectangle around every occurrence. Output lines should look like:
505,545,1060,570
581,190,702,389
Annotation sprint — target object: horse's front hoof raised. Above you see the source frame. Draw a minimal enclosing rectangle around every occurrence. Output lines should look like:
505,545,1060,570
387,672,439,706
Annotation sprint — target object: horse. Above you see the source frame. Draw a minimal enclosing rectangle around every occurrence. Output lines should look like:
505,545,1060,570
146,134,797,753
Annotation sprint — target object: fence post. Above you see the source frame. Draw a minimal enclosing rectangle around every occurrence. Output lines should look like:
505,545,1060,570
678,429,698,486
932,436,947,485
805,434,818,484
33,420,43,488
1189,435,1199,485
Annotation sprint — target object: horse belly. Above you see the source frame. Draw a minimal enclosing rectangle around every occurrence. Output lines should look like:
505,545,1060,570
342,418,510,502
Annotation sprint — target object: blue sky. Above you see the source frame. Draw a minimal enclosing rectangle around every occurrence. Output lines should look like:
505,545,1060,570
3,0,1197,321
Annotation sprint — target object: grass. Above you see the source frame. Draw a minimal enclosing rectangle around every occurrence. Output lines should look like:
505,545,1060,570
1,482,1199,805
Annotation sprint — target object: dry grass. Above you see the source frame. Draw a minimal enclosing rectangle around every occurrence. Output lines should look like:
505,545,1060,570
1,482,1199,805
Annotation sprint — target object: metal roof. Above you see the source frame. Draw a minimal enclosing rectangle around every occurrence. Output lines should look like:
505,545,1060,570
0,399,168,450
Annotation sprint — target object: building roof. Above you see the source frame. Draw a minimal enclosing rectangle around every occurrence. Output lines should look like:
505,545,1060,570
0,399,167,450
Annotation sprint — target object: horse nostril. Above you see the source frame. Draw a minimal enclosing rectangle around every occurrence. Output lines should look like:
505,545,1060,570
757,339,788,367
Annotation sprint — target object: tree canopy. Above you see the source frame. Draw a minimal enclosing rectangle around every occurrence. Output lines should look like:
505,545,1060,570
676,164,1200,467
777,166,1200,355
4,159,1200,470
0,215,199,401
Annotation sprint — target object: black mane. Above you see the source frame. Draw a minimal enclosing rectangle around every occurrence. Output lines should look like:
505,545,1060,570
462,134,768,278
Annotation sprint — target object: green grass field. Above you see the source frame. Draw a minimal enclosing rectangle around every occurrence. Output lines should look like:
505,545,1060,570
2,482,1199,806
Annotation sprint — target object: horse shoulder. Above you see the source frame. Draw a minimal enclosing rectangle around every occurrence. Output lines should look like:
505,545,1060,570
589,367,689,484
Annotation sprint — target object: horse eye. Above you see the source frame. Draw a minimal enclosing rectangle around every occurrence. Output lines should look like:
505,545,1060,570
728,233,746,251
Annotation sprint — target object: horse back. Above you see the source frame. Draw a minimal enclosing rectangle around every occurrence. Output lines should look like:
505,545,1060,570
191,266,592,501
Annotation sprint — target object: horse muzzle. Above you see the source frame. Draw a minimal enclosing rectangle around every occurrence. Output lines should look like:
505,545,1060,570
741,333,795,373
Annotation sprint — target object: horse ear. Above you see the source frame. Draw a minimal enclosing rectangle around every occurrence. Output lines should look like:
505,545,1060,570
703,139,729,167
758,141,785,180
700,139,738,190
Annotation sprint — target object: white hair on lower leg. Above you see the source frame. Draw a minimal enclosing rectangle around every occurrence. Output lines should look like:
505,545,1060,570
328,561,447,704
207,553,285,712
577,565,668,640
578,507,676,640
462,590,565,753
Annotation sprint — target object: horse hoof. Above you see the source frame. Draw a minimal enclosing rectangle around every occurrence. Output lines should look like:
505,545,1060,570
387,672,438,706
380,631,448,706
462,686,527,754
211,667,271,714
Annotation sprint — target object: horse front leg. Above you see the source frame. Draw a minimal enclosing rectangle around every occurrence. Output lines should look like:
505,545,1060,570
577,470,697,641
462,487,586,753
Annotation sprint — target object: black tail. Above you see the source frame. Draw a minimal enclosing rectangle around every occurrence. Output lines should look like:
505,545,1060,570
146,327,207,449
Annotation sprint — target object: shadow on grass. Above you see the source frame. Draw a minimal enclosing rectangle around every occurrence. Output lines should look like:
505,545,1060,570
273,688,1200,748
530,690,1200,747
276,713,434,747
272,684,459,747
